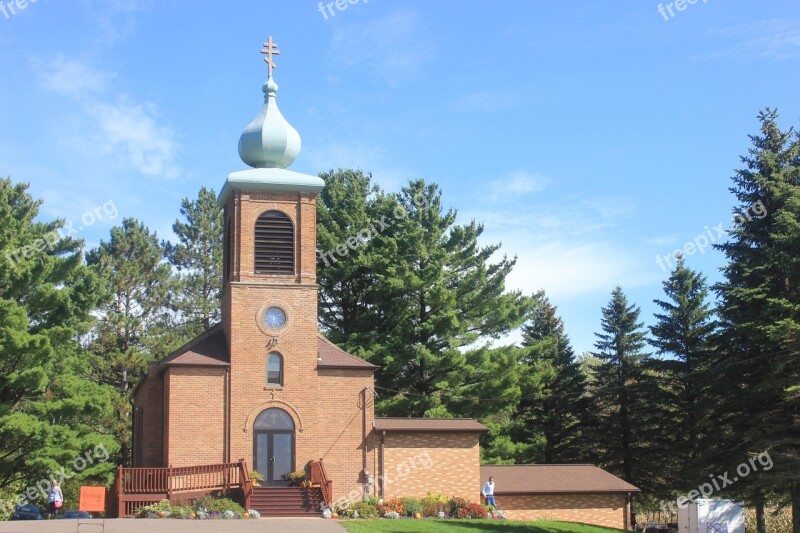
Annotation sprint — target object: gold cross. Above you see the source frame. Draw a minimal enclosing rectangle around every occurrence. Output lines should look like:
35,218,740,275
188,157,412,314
261,36,280,77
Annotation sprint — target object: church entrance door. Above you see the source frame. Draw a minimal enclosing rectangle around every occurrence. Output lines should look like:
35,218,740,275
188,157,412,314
253,408,295,487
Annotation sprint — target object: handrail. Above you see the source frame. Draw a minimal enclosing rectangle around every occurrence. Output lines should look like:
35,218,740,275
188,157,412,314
120,461,243,494
309,459,332,508
239,460,253,511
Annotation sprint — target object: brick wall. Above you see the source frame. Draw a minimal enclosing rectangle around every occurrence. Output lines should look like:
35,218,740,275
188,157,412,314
382,432,481,502
164,366,227,466
222,189,376,501
497,492,628,530
132,363,164,467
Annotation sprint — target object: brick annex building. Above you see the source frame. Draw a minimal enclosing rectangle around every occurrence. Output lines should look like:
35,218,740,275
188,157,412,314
129,40,638,530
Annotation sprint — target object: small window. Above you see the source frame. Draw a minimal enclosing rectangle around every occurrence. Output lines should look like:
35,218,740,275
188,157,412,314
267,352,283,387
254,210,294,274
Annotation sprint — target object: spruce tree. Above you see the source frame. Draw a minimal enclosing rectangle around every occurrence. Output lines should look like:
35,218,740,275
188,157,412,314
515,291,590,463
589,287,651,490
649,256,716,493
711,109,800,532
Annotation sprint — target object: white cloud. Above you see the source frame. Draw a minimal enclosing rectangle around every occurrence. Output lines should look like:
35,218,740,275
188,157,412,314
643,234,679,246
488,171,549,201
34,58,182,179
503,239,652,299
86,99,181,178
34,58,115,97
695,18,800,62
329,10,433,83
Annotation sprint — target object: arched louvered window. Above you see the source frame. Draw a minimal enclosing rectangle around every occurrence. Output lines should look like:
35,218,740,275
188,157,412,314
254,210,294,274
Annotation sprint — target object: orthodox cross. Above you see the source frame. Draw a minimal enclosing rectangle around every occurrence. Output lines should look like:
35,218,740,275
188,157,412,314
261,36,280,77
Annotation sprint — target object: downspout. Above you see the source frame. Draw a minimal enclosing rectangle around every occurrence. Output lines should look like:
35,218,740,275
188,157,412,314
224,366,231,463
380,431,386,499
361,387,368,498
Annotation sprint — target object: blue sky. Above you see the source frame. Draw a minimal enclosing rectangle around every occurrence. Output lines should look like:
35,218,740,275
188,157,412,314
1,0,799,354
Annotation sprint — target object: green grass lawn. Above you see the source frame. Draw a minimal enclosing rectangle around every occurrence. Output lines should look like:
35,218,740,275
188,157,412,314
339,519,626,533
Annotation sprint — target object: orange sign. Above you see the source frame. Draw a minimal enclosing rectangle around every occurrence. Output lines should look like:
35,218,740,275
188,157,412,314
79,486,106,512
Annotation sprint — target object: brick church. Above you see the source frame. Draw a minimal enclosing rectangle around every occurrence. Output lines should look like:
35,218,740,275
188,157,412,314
130,39,638,529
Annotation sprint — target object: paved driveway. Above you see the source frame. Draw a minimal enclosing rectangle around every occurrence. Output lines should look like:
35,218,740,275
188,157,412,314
0,518,347,533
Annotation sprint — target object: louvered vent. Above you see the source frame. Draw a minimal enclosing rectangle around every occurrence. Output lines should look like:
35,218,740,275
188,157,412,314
224,217,232,281
254,210,294,274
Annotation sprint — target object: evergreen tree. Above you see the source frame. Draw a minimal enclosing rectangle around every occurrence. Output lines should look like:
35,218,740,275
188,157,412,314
87,218,174,464
711,109,800,532
0,178,117,506
589,287,652,490
512,291,590,463
649,256,716,493
316,173,532,424
165,187,223,338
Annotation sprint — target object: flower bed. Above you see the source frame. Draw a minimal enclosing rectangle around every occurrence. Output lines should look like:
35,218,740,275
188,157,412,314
134,497,260,519
327,494,502,521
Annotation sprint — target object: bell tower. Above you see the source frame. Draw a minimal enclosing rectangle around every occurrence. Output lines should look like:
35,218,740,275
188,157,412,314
217,38,325,470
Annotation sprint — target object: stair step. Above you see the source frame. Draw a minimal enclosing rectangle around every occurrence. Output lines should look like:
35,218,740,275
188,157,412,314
249,486,324,517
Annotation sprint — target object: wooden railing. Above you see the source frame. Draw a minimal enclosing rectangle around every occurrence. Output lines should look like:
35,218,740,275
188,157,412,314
113,460,251,517
309,459,333,508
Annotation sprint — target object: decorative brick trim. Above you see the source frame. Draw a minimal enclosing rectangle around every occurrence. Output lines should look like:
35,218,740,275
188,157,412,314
243,400,304,433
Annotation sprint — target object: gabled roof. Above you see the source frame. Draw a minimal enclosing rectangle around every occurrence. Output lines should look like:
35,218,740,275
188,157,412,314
317,335,378,370
159,325,230,368
152,327,376,371
480,464,640,494
374,418,489,432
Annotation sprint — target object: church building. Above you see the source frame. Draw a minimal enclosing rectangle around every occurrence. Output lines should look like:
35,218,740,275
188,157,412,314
129,39,638,529
131,37,487,515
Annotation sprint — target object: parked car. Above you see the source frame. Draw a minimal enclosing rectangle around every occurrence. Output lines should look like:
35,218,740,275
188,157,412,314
9,504,43,520
62,510,93,519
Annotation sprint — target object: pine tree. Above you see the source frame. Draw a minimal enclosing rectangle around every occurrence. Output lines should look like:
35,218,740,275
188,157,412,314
649,256,716,493
589,287,651,490
514,291,590,464
87,217,175,464
711,109,800,532
165,187,223,338
0,178,118,502
316,173,532,423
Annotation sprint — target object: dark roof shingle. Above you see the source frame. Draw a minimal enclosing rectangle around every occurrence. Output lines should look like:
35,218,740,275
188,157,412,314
159,325,230,368
375,418,489,432
317,336,378,370
480,464,640,494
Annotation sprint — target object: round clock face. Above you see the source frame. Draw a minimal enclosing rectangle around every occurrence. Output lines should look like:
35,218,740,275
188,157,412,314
264,307,287,329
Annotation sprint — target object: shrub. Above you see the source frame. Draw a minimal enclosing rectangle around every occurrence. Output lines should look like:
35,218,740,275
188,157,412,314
350,501,378,519
401,497,422,517
377,498,404,516
449,496,469,516
384,511,400,519
194,496,244,515
466,502,488,518
421,493,449,517
333,499,355,517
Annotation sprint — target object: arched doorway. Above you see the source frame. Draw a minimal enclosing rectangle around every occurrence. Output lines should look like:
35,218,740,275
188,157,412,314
253,408,295,486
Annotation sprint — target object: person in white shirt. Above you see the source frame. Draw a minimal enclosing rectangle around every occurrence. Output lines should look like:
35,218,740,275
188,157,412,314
481,476,496,508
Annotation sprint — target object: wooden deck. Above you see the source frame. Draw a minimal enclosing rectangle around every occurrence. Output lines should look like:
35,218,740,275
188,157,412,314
108,460,253,517
108,459,333,518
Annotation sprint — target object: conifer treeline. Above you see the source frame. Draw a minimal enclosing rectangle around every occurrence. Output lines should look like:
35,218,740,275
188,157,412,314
0,110,797,531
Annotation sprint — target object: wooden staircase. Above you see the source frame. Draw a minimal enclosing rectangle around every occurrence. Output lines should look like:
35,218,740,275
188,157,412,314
250,486,324,517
